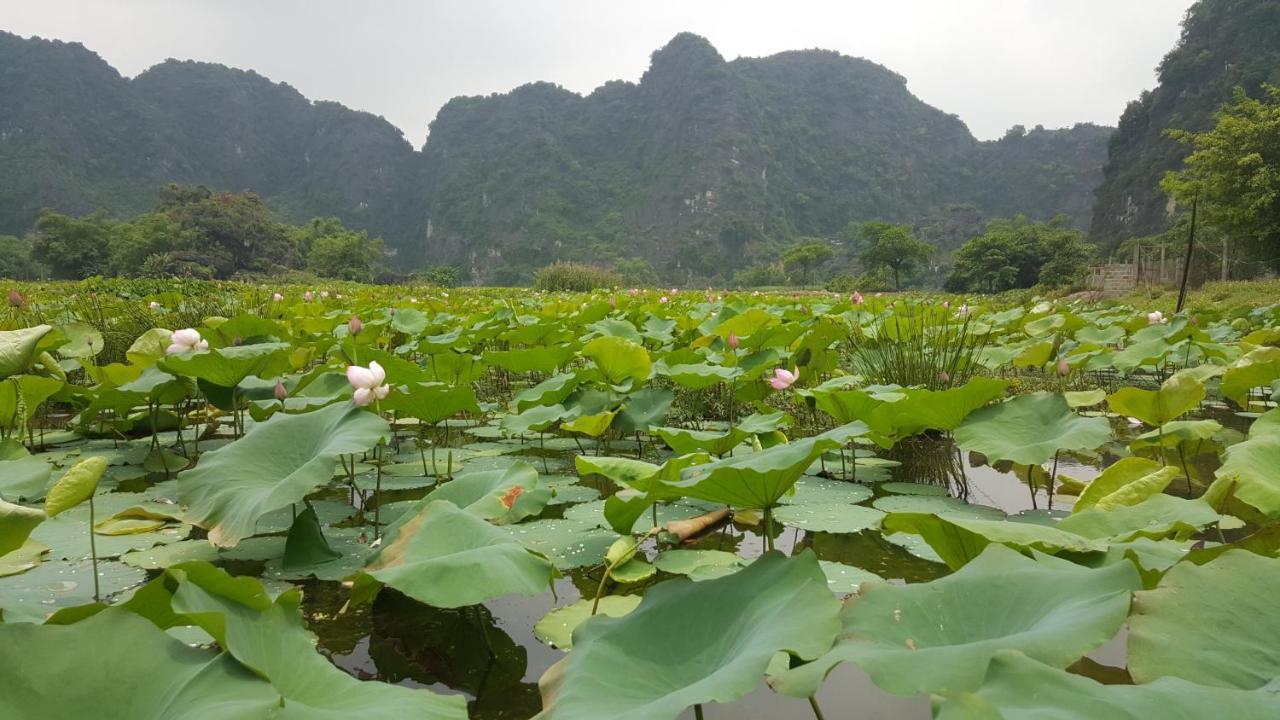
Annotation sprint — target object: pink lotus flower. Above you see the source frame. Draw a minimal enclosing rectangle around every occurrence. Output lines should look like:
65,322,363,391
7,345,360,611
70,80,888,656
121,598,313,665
274,381,288,401
956,304,970,318
321,291,330,299
938,370,950,385
852,292,864,304
769,368,798,390
6,290,22,308
727,332,740,350
148,301,160,310
670,288,678,294
628,288,639,296
166,328,208,355
942,300,951,309
272,292,284,302
347,361,390,407
1147,310,1165,325
659,296,669,304
348,316,363,335
1057,358,1070,377
304,291,314,302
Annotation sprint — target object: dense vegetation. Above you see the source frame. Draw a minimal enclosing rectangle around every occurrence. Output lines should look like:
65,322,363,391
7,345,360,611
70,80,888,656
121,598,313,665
12,184,386,282
0,31,1108,283
1090,0,1280,251
1,280,1279,719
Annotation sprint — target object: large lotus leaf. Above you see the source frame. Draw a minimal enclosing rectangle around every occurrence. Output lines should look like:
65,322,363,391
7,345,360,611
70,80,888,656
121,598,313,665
1221,346,1280,408
1213,428,1280,517
883,512,1107,570
535,595,643,650
513,371,582,412
1129,418,1222,451
0,458,51,501
0,325,53,379
955,392,1110,466
160,342,292,387
652,549,749,581
773,545,1139,698
503,519,618,570
1129,550,1280,690
934,650,1279,720
502,403,570,435
1074,457,1164,512
786,476,874,505
581,336,650,386
660,362,741,390
1057,495,1219,541
772,503,885,533
165,572,468,719
0,608,288,717
0,539,46,577
560,408,618,438
652,425,747,456
179,401,389,546
612,388,674,433
867,378,1009,443
485,346,576,375
44,456,107,517
382,382,481,425
672,435,841,509
424,460,550,523
535,551,839,720
0,499,44,556
359,500,554,608
0,374,63,429
1106,373,1205,427
1090,465,1179,511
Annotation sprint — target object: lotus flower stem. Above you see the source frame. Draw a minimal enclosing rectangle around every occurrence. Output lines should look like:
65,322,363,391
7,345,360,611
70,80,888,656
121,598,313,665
808,695,827,720
763,506,775,553
694,705,704,720
88,496,100,602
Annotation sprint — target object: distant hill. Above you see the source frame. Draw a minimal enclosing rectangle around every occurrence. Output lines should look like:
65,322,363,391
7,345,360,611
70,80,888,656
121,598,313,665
0,30,1110,282
1089,0,1280,251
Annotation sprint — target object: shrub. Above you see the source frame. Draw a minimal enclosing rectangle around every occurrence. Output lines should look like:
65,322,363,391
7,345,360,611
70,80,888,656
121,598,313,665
533,262,621,292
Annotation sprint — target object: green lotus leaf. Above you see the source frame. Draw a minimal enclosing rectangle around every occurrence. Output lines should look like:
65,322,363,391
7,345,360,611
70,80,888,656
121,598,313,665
535,595,643,650
0,499,45,556
1063,388,1106,408
652,549,748,581
0,325,54,380
1057,495,1220,541
513,371,582,411
955,392,1110,467
1091,465,1179,511
673,435,842,509
561,408,619,438
382,382,481,425
773,502,885,533
880,481,950,496
1107,373,1205,427
44,456,107,518
1213,425,1280,517
652,425,748,456
425,460,550,523
536,551,839,720
1075,457,1163,512
0,374,64,430
281,505,342,569
785,476,874,505
503,519,618,570
871,495,1006,520
125,328,173,367
0,539,46,578
581,336,651,387
485,346,576,374
1129,418,1223,451
934,650,1278,720
358,500,554,608
818,560,883,594
159,342,293,388
1129,550,1280,690
612,387,674,432
179,401,389,546
502,403,570,435
883,512,1107,570
772,545,1139,698
659,362,741,390
0,458,51,502
1220,346,1280,408
389,307,428,335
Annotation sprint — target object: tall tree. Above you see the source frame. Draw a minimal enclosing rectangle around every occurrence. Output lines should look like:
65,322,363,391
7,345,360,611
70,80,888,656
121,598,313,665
858,222,934,290
1162,85,1280,273
782,239,835,285
29,211,114,279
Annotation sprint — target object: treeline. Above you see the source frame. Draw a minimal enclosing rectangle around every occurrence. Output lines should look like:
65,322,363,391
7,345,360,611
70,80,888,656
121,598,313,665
0,185,394,283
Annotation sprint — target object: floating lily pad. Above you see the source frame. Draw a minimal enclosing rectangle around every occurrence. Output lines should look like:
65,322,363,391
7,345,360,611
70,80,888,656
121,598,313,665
653,549,749,581
504,519,618,570
772,503,885,534
879,482,949,496
785,476,874,505
535,595,643,650
818,560,883,594
871,494,1006,520
0,559,146,618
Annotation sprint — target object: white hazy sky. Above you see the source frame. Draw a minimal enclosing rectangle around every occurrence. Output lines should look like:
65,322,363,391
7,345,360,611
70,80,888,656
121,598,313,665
1,0,1195,145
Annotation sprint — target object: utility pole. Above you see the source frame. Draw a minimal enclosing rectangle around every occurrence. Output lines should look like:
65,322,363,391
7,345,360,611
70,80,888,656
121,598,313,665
1175,193,1199,315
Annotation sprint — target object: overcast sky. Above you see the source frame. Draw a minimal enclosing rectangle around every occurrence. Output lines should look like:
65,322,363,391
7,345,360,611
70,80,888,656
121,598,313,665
1,0,1195,145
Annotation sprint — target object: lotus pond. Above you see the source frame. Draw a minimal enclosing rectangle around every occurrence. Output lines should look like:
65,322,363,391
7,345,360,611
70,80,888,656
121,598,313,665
1,282,1279,719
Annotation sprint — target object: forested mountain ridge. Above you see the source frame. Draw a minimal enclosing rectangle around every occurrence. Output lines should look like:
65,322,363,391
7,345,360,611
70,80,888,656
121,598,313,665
1,30,1109,282
1090,0,1280,251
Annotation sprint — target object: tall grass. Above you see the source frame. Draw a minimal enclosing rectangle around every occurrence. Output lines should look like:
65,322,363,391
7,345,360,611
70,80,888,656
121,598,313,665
846,301,990,389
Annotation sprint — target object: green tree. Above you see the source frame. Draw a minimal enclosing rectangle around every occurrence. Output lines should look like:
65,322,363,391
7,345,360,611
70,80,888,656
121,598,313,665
159,184,296,276
306,222,385,282
946,216,1094,293
1163,85,1280,272
29,211,114,279
0,236,42,279
781,239,835,285
858,222,933,290
108,212,190,277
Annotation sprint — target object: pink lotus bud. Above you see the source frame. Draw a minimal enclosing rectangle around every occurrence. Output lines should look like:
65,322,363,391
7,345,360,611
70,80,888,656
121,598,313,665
348,316,363,335
943,300,951,309
1190,314,1199,326
272,292,283,302
1147,310,1165,325
852,292,864,304
6,290,22,308
1057,358,1070,377
274,381,288,401
304,291,314,302
659,296,669,304
938,370,950,384
727,332,740,350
